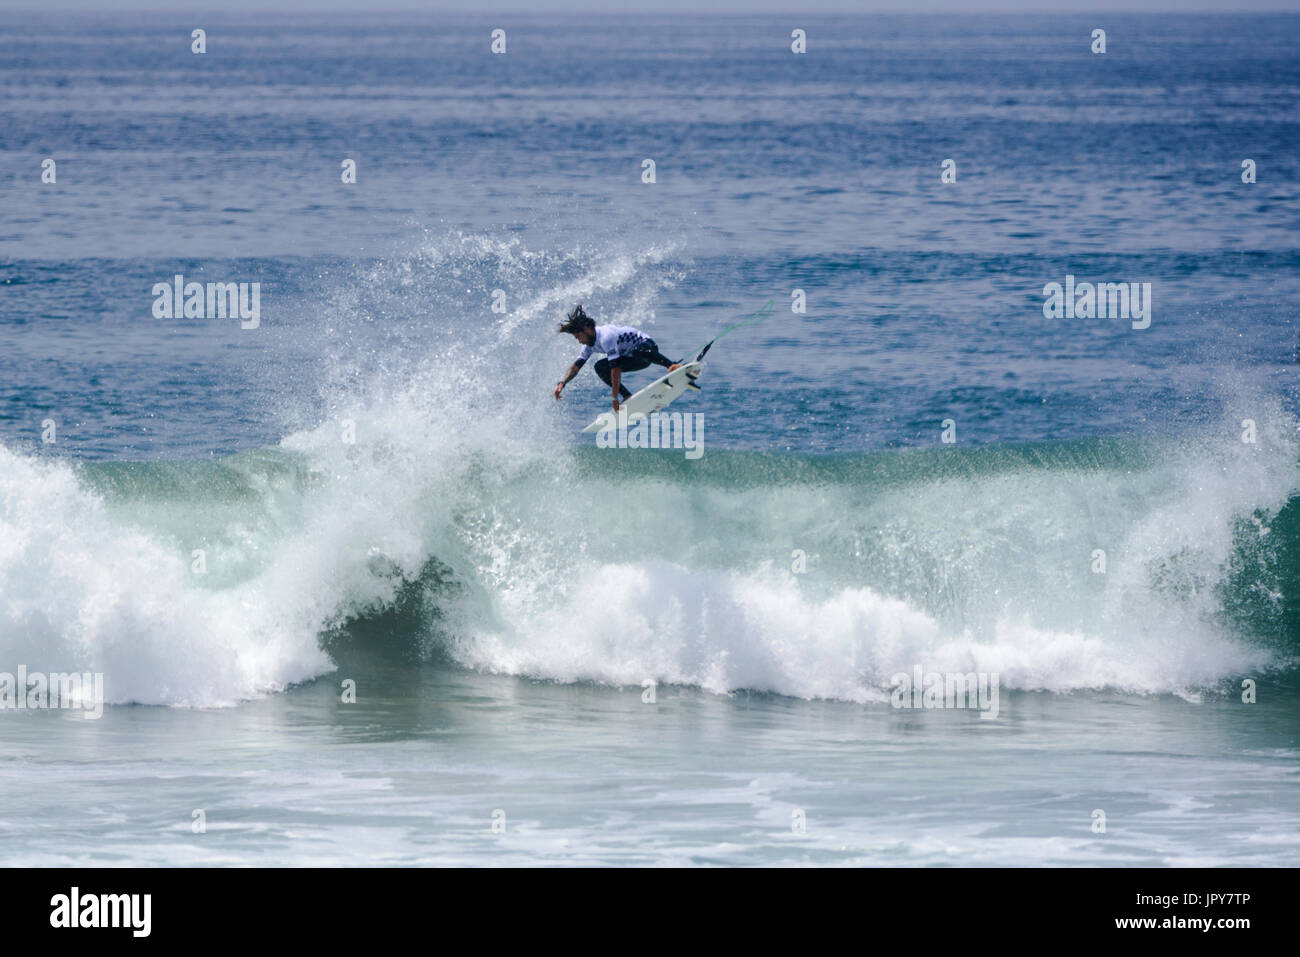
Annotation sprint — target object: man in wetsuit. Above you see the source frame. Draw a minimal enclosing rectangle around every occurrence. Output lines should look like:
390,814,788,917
553,304,681,412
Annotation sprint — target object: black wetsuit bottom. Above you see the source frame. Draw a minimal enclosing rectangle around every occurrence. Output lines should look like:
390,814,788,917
592,339,672,399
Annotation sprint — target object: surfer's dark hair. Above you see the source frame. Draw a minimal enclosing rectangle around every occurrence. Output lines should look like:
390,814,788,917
559,304,595,335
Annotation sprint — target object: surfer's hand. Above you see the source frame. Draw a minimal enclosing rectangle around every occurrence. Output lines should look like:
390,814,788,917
553,382,564,400
668,363,682,372
612,398,621,412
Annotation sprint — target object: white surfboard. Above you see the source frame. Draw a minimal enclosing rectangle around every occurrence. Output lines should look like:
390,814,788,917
582,361,703,434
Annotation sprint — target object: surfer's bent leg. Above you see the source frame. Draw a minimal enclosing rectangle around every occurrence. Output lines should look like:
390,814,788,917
633,339,674,368
594,358,634,399
595,341,675,399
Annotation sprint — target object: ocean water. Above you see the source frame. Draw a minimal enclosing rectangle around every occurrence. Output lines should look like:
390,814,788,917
1,11,1299,866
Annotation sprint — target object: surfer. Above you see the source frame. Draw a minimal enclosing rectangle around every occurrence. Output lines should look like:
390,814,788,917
553,305,681,411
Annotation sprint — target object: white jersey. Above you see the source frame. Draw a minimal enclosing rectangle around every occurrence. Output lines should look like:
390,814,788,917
576,325,653,364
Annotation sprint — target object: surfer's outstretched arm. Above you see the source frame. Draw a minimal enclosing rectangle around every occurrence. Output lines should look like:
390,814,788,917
553,362,582,400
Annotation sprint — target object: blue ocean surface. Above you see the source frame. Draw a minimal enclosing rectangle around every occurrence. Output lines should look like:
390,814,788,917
0,11,1298,866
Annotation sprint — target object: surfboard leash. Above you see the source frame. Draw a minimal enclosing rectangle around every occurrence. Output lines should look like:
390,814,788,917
682,298,776,364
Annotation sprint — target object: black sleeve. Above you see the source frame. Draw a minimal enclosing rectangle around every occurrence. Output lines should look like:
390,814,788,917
645,350,673,367
572,356,587,370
